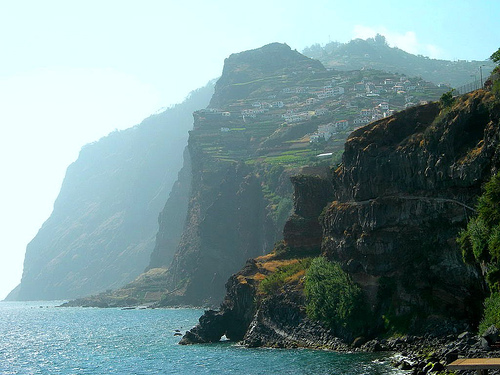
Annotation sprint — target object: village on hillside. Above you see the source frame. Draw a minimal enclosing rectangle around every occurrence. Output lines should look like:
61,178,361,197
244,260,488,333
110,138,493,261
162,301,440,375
200,69,448,146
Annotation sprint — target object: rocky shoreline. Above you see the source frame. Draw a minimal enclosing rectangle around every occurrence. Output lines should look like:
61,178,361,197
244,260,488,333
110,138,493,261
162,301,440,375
182,319,500,374
383,327,500,374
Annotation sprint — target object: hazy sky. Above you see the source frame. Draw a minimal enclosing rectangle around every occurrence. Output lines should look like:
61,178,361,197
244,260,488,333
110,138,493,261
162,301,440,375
1,0,498,300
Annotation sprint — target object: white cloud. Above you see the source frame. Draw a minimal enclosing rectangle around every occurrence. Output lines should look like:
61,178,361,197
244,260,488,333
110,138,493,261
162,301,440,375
352,25,444,59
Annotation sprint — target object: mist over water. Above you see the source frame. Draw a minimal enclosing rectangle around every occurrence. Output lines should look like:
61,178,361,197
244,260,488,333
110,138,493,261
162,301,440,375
0,302,405,374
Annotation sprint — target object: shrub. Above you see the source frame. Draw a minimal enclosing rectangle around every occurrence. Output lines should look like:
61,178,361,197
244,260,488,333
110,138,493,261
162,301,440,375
304,257,368,335
479,293,500,334
460,172,500,291
439,89,455,109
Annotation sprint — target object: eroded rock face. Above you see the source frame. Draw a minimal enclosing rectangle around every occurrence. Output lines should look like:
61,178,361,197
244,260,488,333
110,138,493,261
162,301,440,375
322,91,500,331
284,174,334,254
180,259,259,344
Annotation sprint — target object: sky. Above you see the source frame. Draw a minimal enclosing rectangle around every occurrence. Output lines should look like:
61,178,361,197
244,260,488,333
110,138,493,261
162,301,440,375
1,0,499,300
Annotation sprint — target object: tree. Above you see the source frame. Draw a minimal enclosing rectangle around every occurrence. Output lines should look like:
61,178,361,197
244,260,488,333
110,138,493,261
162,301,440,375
491,48,500,64
374,34,387,46
304,257,368,336
459,172,500,292
439,89,456,109
458,172,500,332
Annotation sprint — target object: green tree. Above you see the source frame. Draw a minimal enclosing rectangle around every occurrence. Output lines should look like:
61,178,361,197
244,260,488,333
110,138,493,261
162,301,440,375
458,172,500,332
459,172,500,291
491,48,500,64
304,257,368,336
439,89,455,109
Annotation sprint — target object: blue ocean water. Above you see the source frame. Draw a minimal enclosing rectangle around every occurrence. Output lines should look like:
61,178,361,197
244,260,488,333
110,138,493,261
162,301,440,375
0,301,406,374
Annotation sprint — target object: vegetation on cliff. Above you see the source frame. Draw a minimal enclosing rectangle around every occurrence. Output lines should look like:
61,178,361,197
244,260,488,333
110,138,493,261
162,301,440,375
304,257,368,337
456,52,500,333
459,172,500,332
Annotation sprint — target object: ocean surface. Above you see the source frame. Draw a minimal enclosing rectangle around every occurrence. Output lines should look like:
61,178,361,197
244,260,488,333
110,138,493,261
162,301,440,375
0,301,407,374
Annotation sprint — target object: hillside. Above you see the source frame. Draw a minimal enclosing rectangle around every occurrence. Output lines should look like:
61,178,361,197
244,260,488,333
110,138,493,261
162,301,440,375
303,35,495,88
6,83,214,301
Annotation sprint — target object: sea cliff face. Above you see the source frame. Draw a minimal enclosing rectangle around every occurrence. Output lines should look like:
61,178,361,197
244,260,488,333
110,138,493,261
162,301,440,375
182,89,500,346
322,92,498,332
7,84,214,301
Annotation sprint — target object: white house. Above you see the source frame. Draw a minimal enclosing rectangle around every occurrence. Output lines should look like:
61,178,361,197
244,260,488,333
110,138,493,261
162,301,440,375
378,102,389,110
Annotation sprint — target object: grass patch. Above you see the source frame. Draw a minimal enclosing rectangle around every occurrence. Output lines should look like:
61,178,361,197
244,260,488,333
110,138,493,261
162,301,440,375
258,258,313,295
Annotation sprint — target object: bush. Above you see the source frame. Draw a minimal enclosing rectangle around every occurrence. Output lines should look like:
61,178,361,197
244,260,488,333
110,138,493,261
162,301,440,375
479,293,500,334
439,90,455,109
304,257,368,335
460,172,500,291
459,172,500,331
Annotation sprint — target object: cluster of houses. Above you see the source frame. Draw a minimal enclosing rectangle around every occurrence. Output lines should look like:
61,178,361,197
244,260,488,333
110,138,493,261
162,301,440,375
309,120,350,143
282,110,313,123
240,100,285,118
354,76,419,95
207,74,433,137
352,101,394,126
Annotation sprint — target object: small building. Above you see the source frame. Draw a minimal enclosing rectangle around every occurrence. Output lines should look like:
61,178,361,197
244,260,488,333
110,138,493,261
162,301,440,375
306,98,318,105
315,108,328,116
335,120,349,131
361,109,372,117
378,102,389,110
353,117,370,125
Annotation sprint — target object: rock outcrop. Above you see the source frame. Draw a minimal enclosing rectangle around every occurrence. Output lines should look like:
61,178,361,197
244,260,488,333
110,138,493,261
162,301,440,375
181,89,500,346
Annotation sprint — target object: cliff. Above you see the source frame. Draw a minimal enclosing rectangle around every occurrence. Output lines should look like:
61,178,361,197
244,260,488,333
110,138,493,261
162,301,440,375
7,84,214,301
61,42,449,308
182,89,500,346
154,43,452,307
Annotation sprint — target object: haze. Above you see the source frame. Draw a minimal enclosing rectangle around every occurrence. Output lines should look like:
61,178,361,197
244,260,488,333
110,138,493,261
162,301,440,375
1,0,498,300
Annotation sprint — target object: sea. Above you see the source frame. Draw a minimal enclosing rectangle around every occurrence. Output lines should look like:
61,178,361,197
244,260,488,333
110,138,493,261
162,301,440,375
0,301,408,374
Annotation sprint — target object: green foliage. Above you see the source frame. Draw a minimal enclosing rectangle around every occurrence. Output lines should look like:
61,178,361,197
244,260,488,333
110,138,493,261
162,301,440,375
460,172,500,292
273,240,291,257
439,90,456,109
479,293,500,333
259,258,312,295
265,165,285,191
491,48,500,64
304,257,368,335
492,79,500,100
275,197,293,228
